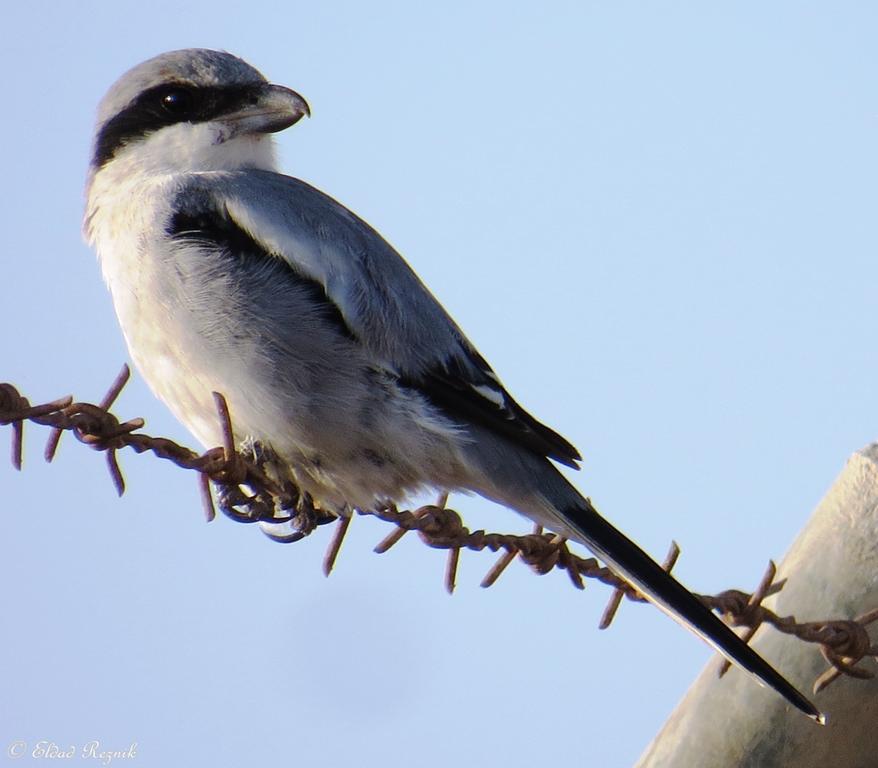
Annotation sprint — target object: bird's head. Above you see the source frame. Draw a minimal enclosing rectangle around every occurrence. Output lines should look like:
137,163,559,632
89,49,309,177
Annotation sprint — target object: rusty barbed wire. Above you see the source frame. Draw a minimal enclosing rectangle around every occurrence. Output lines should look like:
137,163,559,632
2,365,877,696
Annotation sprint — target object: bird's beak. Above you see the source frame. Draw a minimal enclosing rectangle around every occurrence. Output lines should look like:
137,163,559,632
223,83,311,136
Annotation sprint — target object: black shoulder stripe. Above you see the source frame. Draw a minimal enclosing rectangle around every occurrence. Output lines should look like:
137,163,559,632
167,202,358,342
168,208,257,256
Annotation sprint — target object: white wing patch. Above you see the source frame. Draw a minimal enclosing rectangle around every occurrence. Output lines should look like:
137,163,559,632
472,383,507,409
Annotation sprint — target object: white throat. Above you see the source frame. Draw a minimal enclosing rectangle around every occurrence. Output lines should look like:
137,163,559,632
105,120,279,177
84,121,279,246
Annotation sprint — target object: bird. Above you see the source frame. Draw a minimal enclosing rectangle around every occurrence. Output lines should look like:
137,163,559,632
84,48,821,722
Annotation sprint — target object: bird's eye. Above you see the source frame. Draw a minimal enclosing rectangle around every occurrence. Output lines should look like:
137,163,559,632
160,88,195,115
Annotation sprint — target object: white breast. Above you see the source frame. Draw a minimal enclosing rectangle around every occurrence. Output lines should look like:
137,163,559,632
85,166,227,447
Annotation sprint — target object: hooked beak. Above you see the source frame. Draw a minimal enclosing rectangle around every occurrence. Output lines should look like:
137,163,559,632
223,83,310,136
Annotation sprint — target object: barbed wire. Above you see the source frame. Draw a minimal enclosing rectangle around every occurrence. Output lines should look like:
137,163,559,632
2,364,877,696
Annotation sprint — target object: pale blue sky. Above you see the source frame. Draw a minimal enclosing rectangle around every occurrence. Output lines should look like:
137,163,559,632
1,3,876,766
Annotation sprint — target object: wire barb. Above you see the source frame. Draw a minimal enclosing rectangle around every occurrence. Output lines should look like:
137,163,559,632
445,547,460,595
718,560,777,678
373,519,411,554
480,549,518,588
810,608,878,693
100,364,132,410
0,384,73,469
323,514,352,577
198,471,216,522
600,541,680,630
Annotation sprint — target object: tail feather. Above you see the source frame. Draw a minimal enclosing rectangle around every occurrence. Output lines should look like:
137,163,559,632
562,501,823,723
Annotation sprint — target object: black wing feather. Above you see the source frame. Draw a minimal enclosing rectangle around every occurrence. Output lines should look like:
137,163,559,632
399,351,582,469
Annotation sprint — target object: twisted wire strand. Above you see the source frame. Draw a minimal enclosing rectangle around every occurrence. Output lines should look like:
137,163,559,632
3,365,876,695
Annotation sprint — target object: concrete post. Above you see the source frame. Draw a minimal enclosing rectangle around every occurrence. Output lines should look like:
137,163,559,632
636,443,878,768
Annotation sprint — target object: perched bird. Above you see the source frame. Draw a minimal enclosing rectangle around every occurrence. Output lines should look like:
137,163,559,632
85,48,821,721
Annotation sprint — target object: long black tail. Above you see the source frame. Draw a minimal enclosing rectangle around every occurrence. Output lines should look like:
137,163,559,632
562,500,823,723
461,424,822,721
